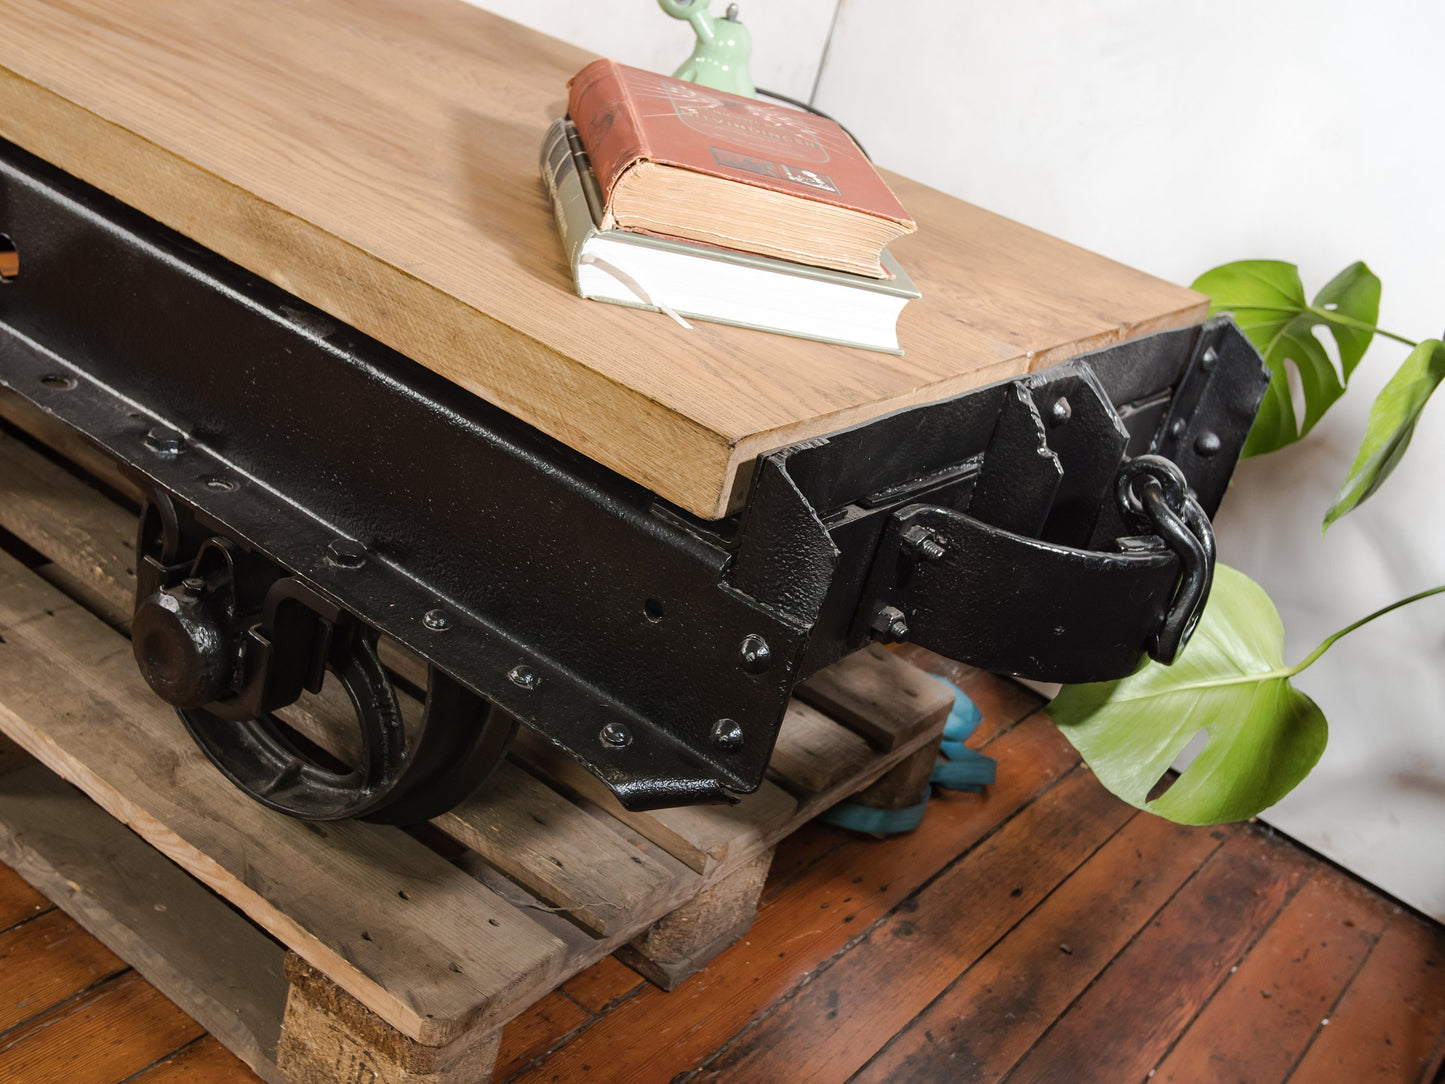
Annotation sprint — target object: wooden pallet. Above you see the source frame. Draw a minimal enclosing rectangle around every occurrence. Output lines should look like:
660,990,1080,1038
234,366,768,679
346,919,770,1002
0,404,955,1083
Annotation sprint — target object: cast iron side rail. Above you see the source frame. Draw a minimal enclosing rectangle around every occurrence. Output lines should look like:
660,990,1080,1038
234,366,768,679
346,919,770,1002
0,137,1268,821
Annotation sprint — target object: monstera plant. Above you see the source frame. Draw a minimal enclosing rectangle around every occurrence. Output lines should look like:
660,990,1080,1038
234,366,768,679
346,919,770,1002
1049,260,1445,825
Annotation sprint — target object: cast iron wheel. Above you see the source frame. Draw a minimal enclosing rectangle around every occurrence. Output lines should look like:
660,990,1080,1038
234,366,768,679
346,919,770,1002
176,632,515,823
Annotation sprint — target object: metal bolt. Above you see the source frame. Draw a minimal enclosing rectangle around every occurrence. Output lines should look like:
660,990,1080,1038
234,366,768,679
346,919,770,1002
599,721,631,748
1049,396,1072,426
143,425,184,456
422,608,452,632
508,664,541,690
1200,346,1218,372
326,537,367,569
1194,431,1222,457
871,605,910,643
901,524,946,561
180,576,206,598
739,633,772,673
711,718,744,752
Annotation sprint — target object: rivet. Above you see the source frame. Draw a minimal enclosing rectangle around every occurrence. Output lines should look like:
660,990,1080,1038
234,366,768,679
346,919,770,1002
1201,346,1219,372
326,538,367,569
508,665,541,690
711,718,744,752
1169,419,1188,440
739,633,772,673
1049,396,1072,425
600,721,631,748
1194,431,1222,457
143,425,184,456
423,608,452,632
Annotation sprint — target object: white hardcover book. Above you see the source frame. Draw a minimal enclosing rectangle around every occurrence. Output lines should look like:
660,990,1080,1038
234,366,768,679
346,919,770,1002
540,119,919,354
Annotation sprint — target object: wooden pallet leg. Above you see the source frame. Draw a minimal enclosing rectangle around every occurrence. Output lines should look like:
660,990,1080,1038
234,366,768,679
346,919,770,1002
276,955,500,1084
847,732,943,811
615,846,773,991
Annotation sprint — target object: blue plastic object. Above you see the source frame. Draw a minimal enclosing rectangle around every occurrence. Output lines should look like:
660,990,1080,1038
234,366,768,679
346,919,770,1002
819,676,997,836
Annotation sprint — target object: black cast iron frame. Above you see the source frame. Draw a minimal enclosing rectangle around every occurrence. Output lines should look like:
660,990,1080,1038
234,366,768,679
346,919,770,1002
0,136,1268,815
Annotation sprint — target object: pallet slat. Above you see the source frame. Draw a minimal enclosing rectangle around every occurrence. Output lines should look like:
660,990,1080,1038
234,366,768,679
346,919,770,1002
0,764,289,1079
0,552,568,1046
435,760,696,938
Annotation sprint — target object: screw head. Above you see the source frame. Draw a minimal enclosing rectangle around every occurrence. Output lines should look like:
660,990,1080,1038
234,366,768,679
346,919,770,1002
711,718,744,752
1194,431,1222,457
143,425,184,455
599,721,631,748
326,537,367,569
1049,396,1072,426
508,665,541,690
422,608,452,632
739,633,772,673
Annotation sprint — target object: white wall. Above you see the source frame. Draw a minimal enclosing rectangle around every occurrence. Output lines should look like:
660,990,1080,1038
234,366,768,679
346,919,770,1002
469,0,838,101
816,0,1445,921
470,0,1445,920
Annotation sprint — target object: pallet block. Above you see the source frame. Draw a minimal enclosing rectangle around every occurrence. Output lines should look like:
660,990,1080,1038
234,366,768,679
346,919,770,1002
0,416,958,1082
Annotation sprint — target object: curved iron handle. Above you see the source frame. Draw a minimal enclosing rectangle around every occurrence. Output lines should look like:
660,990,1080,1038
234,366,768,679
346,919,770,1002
1116,454,1216,664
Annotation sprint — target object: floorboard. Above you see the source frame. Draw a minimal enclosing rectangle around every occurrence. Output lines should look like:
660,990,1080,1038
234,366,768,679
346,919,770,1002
2,662,1443,1084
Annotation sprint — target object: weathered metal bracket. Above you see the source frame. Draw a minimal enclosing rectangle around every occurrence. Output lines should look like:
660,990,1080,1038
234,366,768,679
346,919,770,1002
0,135,1268,818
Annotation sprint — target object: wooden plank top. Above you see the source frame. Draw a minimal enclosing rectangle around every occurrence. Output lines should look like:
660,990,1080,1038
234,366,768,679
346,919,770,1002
0,0,1207,517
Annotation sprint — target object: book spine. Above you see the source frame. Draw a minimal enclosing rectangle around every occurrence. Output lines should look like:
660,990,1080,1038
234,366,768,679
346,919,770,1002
566,58,648,226
539,120,597,290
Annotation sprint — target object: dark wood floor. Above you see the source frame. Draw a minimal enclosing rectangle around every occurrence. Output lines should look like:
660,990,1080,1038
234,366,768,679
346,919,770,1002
2,656,1443,1084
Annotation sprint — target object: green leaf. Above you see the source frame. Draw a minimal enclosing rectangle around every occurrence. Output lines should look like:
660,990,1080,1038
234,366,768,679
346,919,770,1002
1048,565,1327,825
1192,260,1381,456
1325,338,1445,529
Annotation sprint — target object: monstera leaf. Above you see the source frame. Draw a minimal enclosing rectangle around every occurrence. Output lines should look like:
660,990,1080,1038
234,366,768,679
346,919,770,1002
1326,338,1445,529
1192,260,1380,457
1049,565,1327,825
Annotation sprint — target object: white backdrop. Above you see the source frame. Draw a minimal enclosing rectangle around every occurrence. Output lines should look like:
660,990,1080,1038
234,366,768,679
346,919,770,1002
471,0,1445,919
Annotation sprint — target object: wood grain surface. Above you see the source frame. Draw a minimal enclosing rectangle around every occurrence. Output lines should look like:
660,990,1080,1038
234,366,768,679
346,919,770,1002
0,0,1207,517
0,550,569,1046
2,659,1443,1082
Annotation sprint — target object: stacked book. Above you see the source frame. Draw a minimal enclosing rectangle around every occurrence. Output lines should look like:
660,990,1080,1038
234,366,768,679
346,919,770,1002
541,59,920,354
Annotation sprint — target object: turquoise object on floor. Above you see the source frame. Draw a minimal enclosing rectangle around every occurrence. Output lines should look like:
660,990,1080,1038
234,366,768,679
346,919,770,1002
820,676,997,836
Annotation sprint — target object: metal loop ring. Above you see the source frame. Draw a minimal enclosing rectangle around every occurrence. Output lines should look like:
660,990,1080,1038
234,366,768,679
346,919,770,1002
1138,480,1215,664
1116,453,1189,531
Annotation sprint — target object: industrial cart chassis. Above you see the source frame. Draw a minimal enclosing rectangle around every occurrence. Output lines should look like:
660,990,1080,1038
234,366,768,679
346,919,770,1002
0,137,1268,822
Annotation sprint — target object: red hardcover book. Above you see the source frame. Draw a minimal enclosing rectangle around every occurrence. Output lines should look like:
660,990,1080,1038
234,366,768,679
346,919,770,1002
566,58,915,278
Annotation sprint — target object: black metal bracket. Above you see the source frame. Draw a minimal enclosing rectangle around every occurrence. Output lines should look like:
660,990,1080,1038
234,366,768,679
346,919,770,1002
0,134,1269,818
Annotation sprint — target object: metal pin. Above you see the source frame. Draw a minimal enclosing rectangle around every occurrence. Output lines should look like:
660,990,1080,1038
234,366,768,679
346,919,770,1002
711,718,744,752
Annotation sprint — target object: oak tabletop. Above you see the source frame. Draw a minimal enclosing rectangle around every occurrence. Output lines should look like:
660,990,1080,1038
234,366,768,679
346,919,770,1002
0,0,1205,518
